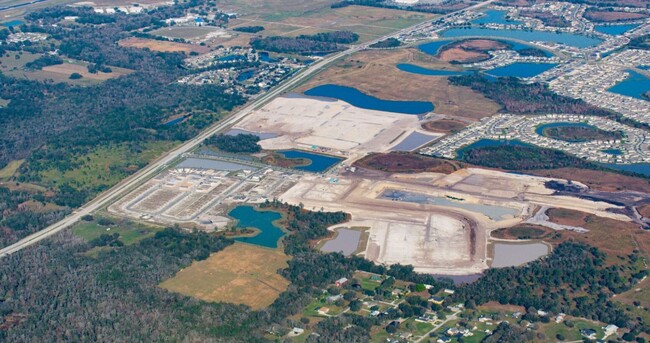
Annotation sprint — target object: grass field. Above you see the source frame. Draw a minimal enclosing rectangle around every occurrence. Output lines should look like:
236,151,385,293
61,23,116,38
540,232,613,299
296,48,501,119
0,159,23,180
224,2,435,43
118,37,210,54
149,26,225,40
72,217,161,246
160,243,290,310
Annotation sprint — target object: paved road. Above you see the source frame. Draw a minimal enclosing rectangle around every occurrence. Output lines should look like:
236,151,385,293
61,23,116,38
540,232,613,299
0,0,495,258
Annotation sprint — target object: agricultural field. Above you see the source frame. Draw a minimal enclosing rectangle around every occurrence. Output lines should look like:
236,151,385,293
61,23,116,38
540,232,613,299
296,48,501,120
224,2,435,43
159,243,290,310
0,52,131,85
118,37,210,54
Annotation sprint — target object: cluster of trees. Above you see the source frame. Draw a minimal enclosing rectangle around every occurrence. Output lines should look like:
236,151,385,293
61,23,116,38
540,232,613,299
449,74,613,116
452,242,636,327
23,54,63,70
369,38,402,48
232,25,264,33
520,11,571,27
629,34,650,50
250,31,358,55
460,144,597,170
205,133,261,153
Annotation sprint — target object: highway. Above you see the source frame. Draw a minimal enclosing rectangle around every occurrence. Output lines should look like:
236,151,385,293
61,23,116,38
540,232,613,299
0,0,494,258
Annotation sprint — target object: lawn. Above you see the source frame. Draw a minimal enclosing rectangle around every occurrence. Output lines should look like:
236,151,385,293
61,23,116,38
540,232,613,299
0,159,23,180
160,243,290,310
538,319,605,341
72,217,161,246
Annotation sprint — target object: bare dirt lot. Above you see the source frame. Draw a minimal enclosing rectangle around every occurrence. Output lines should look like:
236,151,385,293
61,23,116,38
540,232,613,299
296,48,501,120
118,37,209,54
159,243,290,310
584,9,648,22
527,168,650,193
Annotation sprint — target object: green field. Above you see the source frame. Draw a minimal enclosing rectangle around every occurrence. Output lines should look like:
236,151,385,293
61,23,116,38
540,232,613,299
72,217,161,246
0,159,23,180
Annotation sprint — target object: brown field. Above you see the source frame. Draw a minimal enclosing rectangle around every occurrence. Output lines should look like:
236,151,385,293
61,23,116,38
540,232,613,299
118,37,210,54
437,39,508,63
159,243,290,310
42,62,131,81
354,152,465,174
422,119,468,133
527,168,650,193
546,208,649,265
584,9,648,22
296,48,501,119
638,204,650,218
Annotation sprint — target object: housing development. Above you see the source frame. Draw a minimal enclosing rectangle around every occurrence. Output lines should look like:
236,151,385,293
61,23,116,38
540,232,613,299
1,0,650,342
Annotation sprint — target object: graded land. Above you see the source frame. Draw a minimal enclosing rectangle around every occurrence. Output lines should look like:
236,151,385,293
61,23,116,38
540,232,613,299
159,243,290,310
296,48,501,120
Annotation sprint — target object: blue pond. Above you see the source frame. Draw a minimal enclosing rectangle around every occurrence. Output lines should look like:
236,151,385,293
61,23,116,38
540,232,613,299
602,149,622,155
397,63,471,76
304,84,434,114
608,70,650,100
218,55,246,62
486,62,557,78
456,139,532,159
277,149,343,173
230,205,284,249
441,28,602,48
601,163,650,176
237,70,254,81
594,24,639,35
1,20,24,27
473,9,522,25
259,52,276,63
391,131,438,151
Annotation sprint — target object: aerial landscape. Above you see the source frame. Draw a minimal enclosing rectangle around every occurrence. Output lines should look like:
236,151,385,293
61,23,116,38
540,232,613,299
1,0,650,341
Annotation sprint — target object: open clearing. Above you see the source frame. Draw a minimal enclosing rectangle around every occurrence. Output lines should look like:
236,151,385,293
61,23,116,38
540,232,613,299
160,243,290,310
584,10,648,22
118,37,209,54
296,48,501,120
223,2,435,43
149,26,229,42
0,159,23,180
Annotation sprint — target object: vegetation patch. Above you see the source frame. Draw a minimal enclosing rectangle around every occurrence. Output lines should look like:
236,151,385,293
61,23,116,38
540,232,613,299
459,144,594,170
528,167,650,193
250,31,359,55
73,215,161,247
539,125,624,142
354,152,463,174
584,8,648,23
232,25,264,33
421,119,467,133
0,159,23,180
491,224,555,240
437,39,509,64
118,37,209,54
160,243,291,310
205,133,261,153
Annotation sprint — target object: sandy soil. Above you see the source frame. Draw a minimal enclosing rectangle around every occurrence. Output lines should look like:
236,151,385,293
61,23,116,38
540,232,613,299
421,118,468,133
118,37,210,54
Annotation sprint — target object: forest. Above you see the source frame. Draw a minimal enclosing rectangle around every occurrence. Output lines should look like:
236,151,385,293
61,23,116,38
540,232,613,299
250,31,359,55
452,242,643,329
205,133,261,153
0,1,245,248
460,144,597,170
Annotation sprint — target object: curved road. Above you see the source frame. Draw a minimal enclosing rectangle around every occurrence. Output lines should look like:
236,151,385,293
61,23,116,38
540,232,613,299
0,0,494,258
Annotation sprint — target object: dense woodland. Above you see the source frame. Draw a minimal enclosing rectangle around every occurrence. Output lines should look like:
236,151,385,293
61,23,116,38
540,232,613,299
205,133,261,153
460,144,596,170
453,242,644,329
0,2,245,248
250,31,359,55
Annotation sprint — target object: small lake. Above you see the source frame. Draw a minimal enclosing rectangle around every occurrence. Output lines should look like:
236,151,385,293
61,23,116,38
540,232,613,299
381,189,519,220
277,149,343,173
602,149,622,155
177,158,256,171
491,242,549,268
391,131,439,151
486,62,558,78
397,63,471,76
1,20,24,27
441,28,602,48
601,163,650,176
230,205,284,249
473,9,522,25
594,24,639,35
456,139,533,160
164,116,186,126
304,84,434,115
259,52,277,63
320,228,361,256
608,70,650,100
